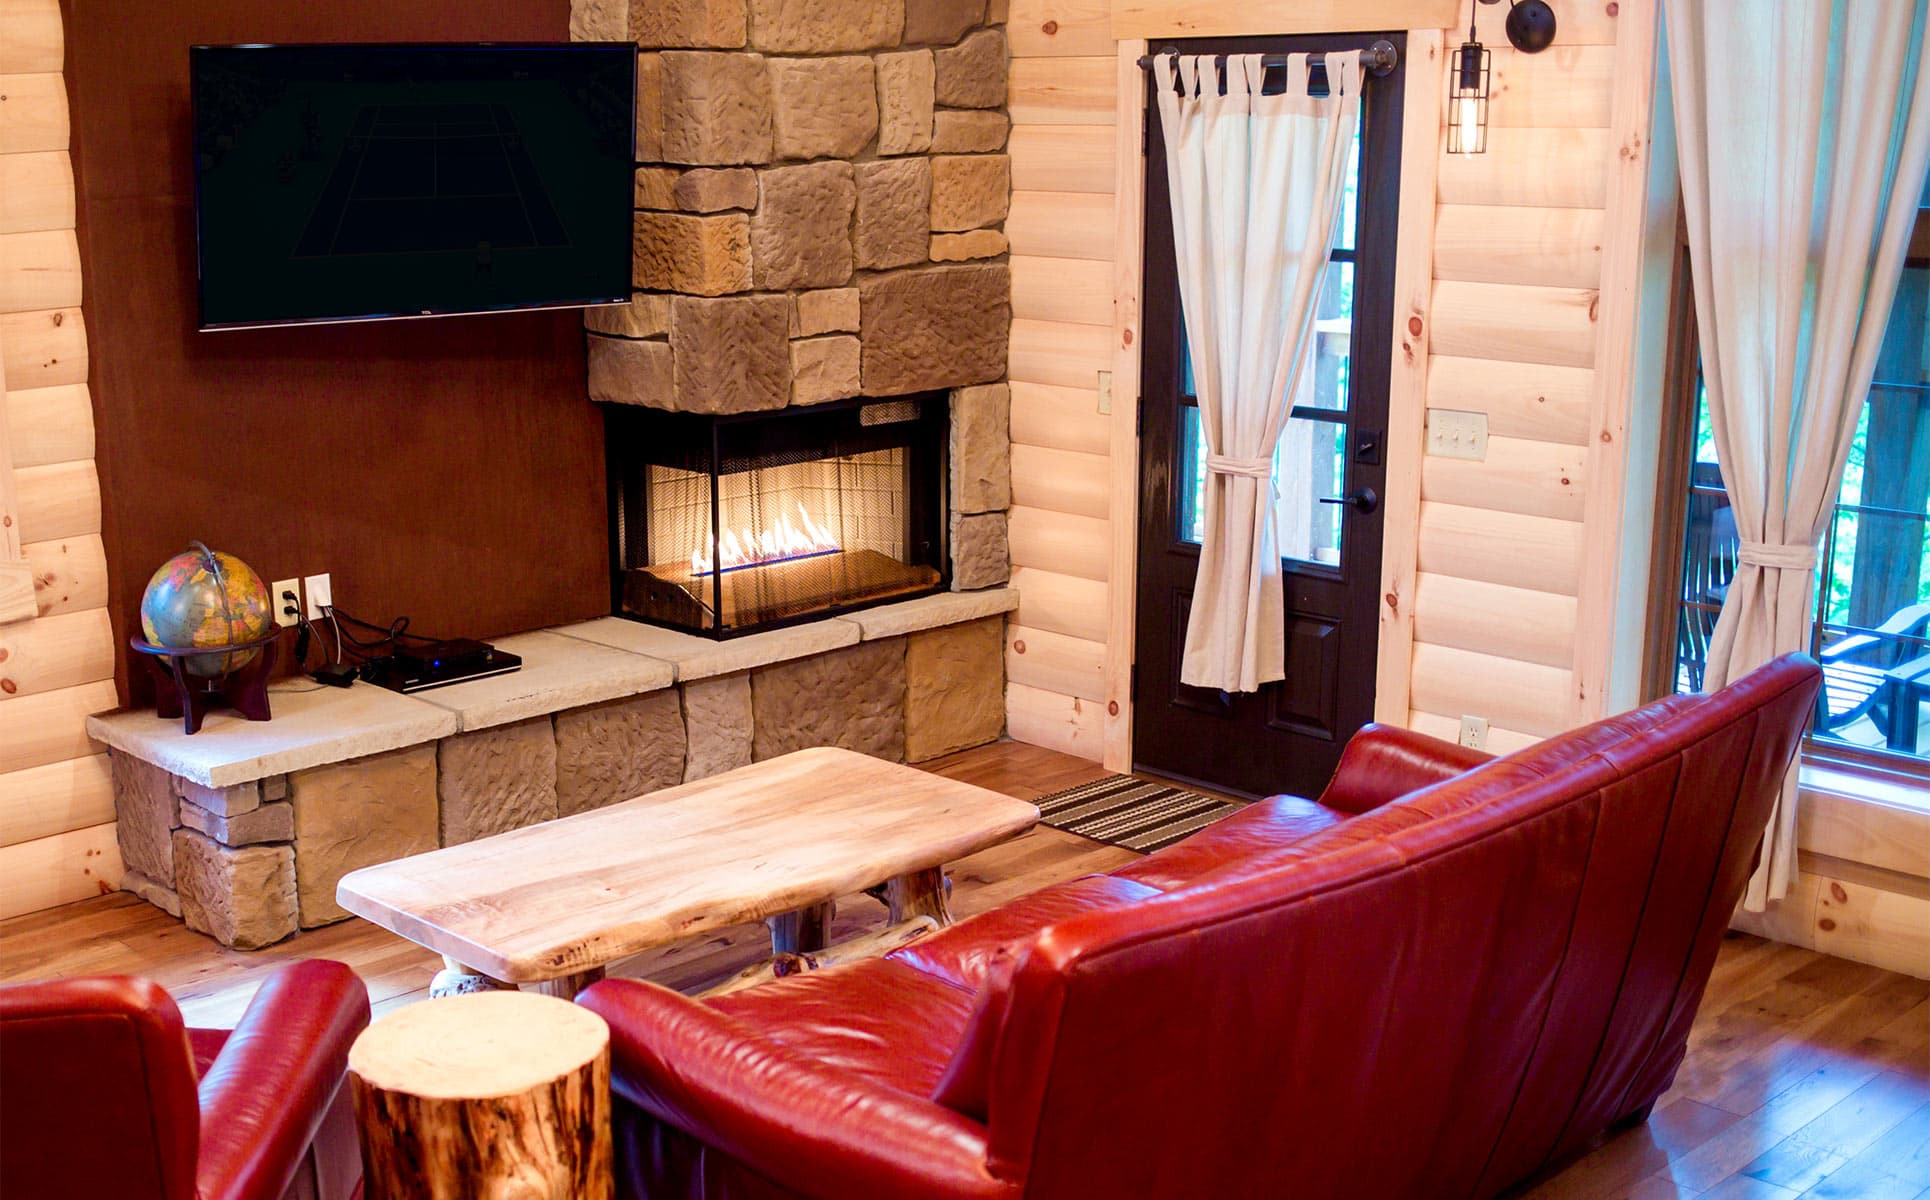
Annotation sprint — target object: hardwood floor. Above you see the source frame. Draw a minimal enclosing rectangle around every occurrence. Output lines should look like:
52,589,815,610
1,740,1924,1199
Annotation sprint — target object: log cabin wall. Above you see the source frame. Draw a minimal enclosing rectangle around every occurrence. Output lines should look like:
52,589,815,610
0,0,124,917
1003,0,1664,767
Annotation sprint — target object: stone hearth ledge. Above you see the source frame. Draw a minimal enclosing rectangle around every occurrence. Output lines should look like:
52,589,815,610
86,588,1017,788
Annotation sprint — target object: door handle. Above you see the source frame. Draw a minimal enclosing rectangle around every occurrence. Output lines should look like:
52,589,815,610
1318,487,1379,514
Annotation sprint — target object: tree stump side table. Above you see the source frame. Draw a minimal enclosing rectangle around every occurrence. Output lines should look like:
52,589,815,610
348,992,613,1200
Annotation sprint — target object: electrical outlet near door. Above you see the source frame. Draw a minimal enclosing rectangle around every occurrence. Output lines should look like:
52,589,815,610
1458,714,1490,751
271,579,301,629
1426,408,1488,460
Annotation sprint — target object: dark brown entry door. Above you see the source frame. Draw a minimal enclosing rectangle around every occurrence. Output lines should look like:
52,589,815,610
1132,33,1404,799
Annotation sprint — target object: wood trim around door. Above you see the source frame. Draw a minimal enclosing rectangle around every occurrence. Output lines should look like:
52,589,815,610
1104,39,1149,775
1372,28,1442,726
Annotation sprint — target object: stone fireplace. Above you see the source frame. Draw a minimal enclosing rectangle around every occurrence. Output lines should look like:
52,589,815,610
571,0,1015,600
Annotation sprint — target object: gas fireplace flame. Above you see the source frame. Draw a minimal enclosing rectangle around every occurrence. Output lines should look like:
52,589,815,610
691,501,842,576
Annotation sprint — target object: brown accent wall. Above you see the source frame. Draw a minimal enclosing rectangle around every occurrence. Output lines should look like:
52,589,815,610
65,0,609,707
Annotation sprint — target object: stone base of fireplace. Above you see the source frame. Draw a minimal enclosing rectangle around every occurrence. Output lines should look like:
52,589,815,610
89,591,1015,949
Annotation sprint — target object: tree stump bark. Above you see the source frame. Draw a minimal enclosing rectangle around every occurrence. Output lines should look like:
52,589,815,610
349,992,613,1200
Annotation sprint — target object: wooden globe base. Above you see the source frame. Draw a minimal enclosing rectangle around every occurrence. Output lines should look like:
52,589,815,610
130,633,278,736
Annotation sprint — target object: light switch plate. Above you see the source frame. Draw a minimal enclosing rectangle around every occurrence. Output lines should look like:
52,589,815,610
1426,408,1488,461
1096,370,1113,416
270,579,301,629
1458,714,1490,751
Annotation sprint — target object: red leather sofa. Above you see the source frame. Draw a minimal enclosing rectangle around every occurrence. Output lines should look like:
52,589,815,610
580,653,1823,1200
0,959,370,1200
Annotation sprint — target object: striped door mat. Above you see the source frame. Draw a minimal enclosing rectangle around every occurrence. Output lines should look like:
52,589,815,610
1035,774,1245,854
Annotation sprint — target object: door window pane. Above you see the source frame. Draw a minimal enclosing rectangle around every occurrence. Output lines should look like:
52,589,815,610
1305,261,1354,413
1177,406,1344,568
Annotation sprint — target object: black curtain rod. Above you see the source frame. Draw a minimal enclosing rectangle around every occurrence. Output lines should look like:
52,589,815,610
1136,38,1399,77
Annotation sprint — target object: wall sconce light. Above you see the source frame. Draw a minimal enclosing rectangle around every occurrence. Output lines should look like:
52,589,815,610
1448,0,1490,155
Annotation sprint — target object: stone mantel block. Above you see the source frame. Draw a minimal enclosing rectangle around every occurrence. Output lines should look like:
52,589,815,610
555,691,687,816
748,0,903,52
111,750,178,886
438,718,560,846
290,746,439,927
858,263,1010,394
854,157,931,271
586,293,673,339
750,638,907,762
682,673,754,781
88,684,457,790
903,0,985,45
659,51,774,165
876,50,935,155
930,153,1011,231
173,829,298,950
412,631,675,733
838,587,1017,640
769,57,878,161
631,0,748,47
931,229,1007,261
632,211,754,296
791,335,862,404
752,161,857,290
178,799,293,847
905,616,1004,761
556,615,861,681
930,109,1008,153
670,293,794,412
588,335,674,407
934,28,1007,108
951,511,1010,590
951,381,1011,513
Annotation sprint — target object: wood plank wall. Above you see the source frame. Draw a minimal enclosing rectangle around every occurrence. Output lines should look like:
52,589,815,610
0,0,124,918
1003,0,1126,762
1004,1,1660,769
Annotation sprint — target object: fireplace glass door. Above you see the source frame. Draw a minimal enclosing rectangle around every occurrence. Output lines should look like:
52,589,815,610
607,395,947,636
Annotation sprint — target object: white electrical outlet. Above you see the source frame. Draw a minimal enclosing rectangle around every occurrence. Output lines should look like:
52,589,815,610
1458,714,1490,751
270,579,301,629
303,573,333,621
1426,408,1489,461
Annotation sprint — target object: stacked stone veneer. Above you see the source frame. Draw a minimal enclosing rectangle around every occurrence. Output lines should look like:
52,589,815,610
111,617,1004,949
574,0,1015,588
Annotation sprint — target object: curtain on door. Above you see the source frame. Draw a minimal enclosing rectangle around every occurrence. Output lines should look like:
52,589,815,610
1665,0,1930,908
1154,52,1360,693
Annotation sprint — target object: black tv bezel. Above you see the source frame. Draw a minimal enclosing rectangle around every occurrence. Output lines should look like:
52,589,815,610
189,41,636,333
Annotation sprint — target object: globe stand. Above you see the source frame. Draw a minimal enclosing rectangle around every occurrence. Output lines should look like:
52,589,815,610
129,632,279,736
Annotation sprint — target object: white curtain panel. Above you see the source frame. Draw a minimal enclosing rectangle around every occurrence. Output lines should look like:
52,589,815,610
1155,51,1360,692
1665,0,1930,909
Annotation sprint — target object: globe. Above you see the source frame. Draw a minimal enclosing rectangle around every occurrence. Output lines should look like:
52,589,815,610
139,543,275,678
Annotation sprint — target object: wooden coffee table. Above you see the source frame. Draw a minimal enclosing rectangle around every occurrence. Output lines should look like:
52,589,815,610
336,747,1040,998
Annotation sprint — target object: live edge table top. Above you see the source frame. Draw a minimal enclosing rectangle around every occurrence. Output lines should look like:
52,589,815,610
335,748,1041,984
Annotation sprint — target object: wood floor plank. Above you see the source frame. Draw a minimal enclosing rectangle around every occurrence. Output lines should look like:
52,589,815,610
1795,1099,1930,1199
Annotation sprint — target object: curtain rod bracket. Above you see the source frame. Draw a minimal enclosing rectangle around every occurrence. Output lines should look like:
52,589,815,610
1137,38,1399,77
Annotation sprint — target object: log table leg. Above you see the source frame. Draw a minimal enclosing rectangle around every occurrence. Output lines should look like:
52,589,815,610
525,967,607,1000
350,992,613,1200
766,900,835,954
886,867,954,926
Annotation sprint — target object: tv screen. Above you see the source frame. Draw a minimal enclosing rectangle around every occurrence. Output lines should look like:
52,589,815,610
191,43,635,330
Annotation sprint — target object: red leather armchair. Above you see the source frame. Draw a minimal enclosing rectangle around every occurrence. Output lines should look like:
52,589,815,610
0,959,370,1200
581,654,1823,1200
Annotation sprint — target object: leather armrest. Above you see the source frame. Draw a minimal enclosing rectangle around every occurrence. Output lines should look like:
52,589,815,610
1315,723,1493,814
578,978,1014,1200
195,960,371,1200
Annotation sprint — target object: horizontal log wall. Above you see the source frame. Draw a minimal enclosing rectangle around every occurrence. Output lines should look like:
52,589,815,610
0,0,122,918
1002,2,1123,762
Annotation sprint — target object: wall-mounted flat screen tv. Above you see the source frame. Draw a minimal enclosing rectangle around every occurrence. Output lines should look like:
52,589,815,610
191,43,634,331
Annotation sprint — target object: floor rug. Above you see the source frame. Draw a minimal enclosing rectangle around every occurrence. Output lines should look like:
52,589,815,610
1034,774,1245,854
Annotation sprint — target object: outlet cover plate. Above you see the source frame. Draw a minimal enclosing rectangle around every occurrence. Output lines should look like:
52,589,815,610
303,573,332,621
1426,408,1488,461
1458,714,1490,751
270,579,301,629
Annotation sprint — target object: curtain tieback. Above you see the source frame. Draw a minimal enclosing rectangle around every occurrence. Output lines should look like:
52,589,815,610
1205,454,1273,479
1737,540,1818,571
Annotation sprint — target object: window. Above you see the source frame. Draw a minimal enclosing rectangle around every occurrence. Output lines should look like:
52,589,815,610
1177,118,1360,568
1653,193,1930,773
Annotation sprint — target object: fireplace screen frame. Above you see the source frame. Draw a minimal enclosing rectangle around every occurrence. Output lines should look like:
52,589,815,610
605,393,950,639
